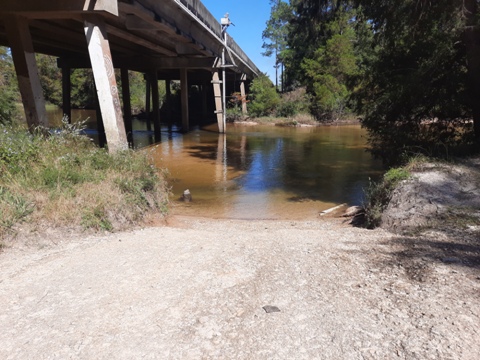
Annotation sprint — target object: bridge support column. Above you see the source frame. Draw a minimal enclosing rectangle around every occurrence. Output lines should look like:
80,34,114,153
180,68,189,132
144,75,152,132
240,73,248,115
165,80,173,126
62,66,72,123
84,18,127,153
212,69,224,133
121,68,133,147
94,88,107,148
149,72,161,142
5,15,48,129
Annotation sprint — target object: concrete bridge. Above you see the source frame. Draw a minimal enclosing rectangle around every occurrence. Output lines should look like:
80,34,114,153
0,0,261,151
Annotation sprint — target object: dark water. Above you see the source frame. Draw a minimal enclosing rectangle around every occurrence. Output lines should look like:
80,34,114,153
47,108,383,220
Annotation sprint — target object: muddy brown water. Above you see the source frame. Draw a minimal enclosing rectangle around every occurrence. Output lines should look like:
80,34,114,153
47,109,383,220
149,124,383,220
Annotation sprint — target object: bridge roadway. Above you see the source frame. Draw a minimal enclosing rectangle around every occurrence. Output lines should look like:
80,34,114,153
0,0,261,151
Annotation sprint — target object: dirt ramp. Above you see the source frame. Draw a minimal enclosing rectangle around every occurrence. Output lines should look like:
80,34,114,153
382,159,480,234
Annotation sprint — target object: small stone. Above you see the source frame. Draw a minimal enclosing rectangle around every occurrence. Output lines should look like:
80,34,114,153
182,189,192,202
262,305,281,313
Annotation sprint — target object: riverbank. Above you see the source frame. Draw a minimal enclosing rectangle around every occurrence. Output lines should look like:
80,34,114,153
232,114,360,127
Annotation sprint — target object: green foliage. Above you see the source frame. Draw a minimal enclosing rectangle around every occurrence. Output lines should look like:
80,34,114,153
128,71,148,113
0,186,34,231
262,0,292,90
302,32,357,119
0,47,19,125
36,54,62,106
283,1,368,120
248,74,280,117
0,124,169,238
277,88,311,117
364,167,411,228
81,206,113,231
354,0,480,164
71,69,96,109
0,126,40,173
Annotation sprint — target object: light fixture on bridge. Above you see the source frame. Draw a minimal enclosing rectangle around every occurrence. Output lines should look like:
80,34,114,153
221,13,234,33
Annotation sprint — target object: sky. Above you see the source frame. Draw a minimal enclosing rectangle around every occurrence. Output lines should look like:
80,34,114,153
200,0,275,78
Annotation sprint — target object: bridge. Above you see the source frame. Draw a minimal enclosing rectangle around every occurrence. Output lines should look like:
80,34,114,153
0,0,261,151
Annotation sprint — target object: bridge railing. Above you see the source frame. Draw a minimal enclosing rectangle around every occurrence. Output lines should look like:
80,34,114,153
176,0,260,76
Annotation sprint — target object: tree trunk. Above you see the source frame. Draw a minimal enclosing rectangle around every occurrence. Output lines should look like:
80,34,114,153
464,0,480,140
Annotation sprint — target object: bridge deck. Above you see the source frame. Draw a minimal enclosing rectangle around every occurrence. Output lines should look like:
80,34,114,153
0,0,260,150
0,0,260,76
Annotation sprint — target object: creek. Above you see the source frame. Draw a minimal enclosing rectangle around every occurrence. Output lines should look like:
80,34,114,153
149,123,383,220
47,108,383,220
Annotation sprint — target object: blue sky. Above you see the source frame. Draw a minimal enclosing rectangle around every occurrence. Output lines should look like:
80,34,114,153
200,0,275,78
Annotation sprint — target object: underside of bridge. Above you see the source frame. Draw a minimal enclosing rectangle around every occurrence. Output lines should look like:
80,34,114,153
0,0,260,151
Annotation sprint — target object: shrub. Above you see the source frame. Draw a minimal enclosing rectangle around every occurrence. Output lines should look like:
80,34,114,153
276,88,311,118
248,74,280,117
0,123,169,239
364,167,411,228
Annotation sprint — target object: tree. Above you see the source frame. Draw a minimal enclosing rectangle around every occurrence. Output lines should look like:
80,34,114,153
354,0,480,163
0,47,19,125
301,30,358,119
286,1,367,120
36,53,62,106
262,0,292,91
248,74,280,117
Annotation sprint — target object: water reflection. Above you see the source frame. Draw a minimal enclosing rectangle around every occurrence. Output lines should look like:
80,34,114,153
46,108,383,219
150,124,384,220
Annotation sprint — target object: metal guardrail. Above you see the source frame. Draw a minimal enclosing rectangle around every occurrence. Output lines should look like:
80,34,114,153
173,0,261,76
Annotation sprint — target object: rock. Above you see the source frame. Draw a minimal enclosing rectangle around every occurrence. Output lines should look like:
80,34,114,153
262,305,281,313
182,189,192,202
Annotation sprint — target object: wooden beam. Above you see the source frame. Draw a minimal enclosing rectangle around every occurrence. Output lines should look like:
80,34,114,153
4,15,48,129
0,0,118,17
84,17,127,153
119,2,212,56
105,24,177,57
180,68,189,132
57,55,218,71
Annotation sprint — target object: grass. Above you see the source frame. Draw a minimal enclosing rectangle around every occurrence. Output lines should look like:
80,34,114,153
363,166,411,229
0,122,169,240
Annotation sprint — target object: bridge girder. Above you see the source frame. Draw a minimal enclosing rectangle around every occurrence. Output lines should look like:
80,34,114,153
0,0,259,150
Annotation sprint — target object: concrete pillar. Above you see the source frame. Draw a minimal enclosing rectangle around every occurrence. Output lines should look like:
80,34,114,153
121,68,133,147
180,68,189,132
94,89,107,148
240,73,247,115
165,79,172,125
84,17,127,153
150,72,161,142
62,66,72,123
212,70,224,133
4,15,48,129
145,75,152,132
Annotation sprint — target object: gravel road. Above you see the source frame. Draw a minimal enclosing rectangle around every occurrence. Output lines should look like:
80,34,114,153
1,216,479,359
